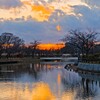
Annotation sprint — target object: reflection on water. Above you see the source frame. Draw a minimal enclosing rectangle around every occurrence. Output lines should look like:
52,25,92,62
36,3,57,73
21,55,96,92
0,62,100,100
0,82,55,100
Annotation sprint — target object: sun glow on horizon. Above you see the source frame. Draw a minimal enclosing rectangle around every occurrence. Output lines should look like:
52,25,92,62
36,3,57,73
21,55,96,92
38,43,65,50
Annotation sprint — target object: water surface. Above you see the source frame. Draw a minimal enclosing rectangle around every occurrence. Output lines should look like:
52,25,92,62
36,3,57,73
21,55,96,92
0,62,100,100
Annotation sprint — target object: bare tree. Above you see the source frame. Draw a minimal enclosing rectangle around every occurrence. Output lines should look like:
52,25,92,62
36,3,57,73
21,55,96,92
30,40,40,57
0,32,24,58
62,29,98,60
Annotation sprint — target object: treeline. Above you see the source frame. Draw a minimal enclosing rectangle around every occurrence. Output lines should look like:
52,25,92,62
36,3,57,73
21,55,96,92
0,32,62,58
61,29,100,62
0,30,100,60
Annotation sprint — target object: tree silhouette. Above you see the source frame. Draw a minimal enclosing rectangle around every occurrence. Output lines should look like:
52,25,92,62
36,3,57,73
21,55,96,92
30,40,40,57
0,32,24,58
62,29,98,60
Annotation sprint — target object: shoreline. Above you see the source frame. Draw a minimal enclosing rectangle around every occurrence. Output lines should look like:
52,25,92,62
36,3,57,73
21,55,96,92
65,63,100,74
0,57,40,64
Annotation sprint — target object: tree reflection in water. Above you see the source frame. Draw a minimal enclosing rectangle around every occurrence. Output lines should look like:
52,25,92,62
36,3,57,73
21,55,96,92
64,68,100,100
0,63,54,82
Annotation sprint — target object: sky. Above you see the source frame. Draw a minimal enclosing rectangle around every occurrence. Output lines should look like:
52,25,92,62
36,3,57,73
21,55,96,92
0,0,100,43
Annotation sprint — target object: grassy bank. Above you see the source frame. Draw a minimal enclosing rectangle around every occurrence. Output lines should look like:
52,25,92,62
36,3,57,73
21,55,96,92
81,53,100,64
0,57,40,64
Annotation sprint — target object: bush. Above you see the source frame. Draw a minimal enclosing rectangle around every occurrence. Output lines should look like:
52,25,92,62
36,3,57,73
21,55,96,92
82,53,100,63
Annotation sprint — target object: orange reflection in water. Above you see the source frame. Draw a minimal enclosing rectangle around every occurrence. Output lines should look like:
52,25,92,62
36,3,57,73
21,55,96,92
0,82,55,100
57,73,61,85
0,81,75,100
32,82,55,100
61,92,75,100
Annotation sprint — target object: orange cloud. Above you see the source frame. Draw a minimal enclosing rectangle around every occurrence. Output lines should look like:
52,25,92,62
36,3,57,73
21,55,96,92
0,0,89,22
31,5,54,21
56,25,61,31
24,0,88,22
22,1,54,21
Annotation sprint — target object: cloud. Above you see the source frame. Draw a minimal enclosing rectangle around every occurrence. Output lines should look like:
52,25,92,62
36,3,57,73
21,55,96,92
73,5,100,29
0,0,87,22
0,0,22,9
51,4,100,34
82,0,100,7
31,4,54,21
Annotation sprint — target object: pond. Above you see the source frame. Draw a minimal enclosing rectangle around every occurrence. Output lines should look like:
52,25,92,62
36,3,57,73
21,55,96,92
0,62,100,100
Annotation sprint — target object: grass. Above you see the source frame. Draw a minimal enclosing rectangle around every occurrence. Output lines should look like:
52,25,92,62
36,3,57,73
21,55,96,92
0,57,40,64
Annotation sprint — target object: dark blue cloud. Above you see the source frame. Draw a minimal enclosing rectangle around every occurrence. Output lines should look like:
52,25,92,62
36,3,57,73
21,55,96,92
0,0,22,9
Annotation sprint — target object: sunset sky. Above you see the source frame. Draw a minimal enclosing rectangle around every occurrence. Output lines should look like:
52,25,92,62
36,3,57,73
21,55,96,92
0,0,100,43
